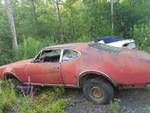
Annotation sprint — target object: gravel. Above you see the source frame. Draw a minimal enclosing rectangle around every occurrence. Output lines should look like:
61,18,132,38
65,88,150,113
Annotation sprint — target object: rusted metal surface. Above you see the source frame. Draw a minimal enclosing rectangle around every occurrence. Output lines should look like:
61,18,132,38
0,43,150,89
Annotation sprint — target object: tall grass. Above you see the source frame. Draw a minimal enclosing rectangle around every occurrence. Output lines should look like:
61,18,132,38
0,81,16,113
15,37,65,60
0,81,67,113
16,37,44,60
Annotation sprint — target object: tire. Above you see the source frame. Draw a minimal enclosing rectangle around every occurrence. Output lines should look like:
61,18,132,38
83,78,114,104
7,77,20,88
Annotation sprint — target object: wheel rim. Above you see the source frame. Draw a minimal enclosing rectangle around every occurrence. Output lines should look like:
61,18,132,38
90,86,103,99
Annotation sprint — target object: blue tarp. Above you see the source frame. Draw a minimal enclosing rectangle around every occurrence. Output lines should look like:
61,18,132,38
95,36,123,44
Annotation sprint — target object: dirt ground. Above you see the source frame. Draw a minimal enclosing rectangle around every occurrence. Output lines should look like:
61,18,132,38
65,88,150,113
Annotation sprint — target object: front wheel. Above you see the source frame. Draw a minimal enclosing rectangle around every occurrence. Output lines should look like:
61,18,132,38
83,79,114,104
7,77,21,89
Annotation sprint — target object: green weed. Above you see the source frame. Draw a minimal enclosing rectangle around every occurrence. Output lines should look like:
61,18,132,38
0,80,68,113
110,99,120,113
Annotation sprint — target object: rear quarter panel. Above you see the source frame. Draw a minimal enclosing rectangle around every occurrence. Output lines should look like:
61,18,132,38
77,47,120,84
77,47,150,86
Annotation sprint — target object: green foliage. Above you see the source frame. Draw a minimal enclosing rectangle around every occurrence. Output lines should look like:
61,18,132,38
110,100,120,113
0,81,16,113
1,0,150,61
16,96,36,113
16,37,44,60
144,85,150,92
77,35,91,42
1,0,150,45
0,49,15,66
53,87,65,96
15,36,60,61
0,80,67,113
42,99,67,113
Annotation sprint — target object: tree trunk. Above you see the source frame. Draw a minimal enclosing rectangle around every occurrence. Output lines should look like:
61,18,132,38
110,0,114,35
31,0,37,22
55,0,64,42
31,0,39,35
4,0,18,50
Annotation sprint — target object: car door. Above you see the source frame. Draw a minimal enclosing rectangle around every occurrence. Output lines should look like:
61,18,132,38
61,49,81,85
24,48,64,85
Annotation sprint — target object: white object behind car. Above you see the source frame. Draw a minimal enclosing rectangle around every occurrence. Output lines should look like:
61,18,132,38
105,39,136,49
94,36,136,49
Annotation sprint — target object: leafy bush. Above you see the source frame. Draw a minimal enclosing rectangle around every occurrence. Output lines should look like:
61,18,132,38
77,35,91,42
0,80,68,113
16,96,36,113
42,99,67,113
0,81,16,113
16,37,44,60
0,49,16,66
15,37,61,61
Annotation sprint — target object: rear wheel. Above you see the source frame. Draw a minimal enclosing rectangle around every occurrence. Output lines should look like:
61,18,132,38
83,79,114,104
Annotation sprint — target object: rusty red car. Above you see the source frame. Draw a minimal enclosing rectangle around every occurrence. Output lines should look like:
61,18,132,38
0,42,150,104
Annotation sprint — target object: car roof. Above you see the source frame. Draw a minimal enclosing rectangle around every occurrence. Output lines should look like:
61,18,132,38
45,42,89,51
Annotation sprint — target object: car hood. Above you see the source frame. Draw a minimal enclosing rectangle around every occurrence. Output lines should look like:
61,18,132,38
0,59,32,68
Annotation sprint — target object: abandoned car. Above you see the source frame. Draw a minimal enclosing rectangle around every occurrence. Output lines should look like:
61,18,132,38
0,43,150,104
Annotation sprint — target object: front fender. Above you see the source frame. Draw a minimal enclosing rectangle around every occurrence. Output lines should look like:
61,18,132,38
2,67,25,83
